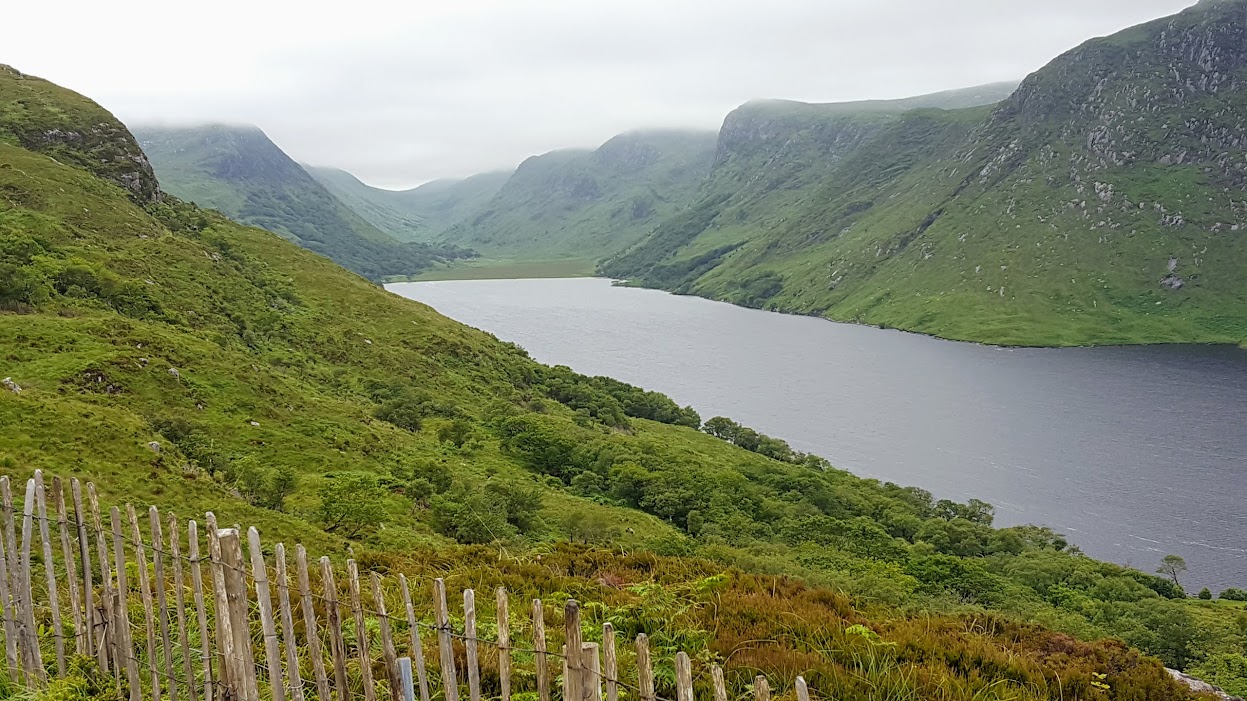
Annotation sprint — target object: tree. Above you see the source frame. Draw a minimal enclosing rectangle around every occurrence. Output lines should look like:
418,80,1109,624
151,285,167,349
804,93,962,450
436,419,475,448
1199,588,1213,600
316,473,387,537
1157,554,1187,587
702,417,738,441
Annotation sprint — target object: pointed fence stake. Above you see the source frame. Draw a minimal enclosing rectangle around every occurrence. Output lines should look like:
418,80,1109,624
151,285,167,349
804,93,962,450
399,575,429,701
753,676,770,701
71,479,96,662
187,520,213,701
112,506,141,700
150,506,178,701
675,653,693,701
433,578,458,701
319,557,349,701
563,601,583,701
795,676,811,701
53,478,84,657
496,588,511,701
35,472,66,676
296,546,331,701
248,527,286,701
602,623,617,701
168,515,199,701
635,634,654,701
372,573,401,701
532,600,549,701
347,560,376,701
711,666,727,701
275,544,306,701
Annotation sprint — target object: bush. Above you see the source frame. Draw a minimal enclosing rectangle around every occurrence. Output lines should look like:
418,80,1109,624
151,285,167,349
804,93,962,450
1199,588,1213,600
1221,588,1247,601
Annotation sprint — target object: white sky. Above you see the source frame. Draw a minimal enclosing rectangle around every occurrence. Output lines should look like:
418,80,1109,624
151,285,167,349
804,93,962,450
7,0,1195,188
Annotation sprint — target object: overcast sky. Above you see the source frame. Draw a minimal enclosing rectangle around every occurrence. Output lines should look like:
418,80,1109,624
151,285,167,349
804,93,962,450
9,0,1194,189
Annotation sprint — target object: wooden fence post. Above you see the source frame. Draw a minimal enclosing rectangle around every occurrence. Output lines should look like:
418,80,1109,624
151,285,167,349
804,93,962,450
218,527,259,701
463,589,480,701
168,515,198,701
150,507,178,701
248,527,286,701
583,643,602,701
319,557,349,701
347,560,376,701
532,600,549,701
602,623,617,701
274,544,306,701
295,546,330,701
635,634,654,701
88,484,116,679
495,588,510,701
711,666,727,701
563,601,583,701
111,506,141,700
372,573,401,701
0,476,17,681
399,575,429,701
53,478,85,657
795,676,811,701
18,477,42,682
433,578,458,701
187,520,213,701
35,472,66,676
127,504,162,701
71,479,96,661
753,675,770,701
675,652,693,701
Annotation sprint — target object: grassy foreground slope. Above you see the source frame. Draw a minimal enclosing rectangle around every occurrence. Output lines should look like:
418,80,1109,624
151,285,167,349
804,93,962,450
438,130,718,261
308,166,511,243
0,65,1236,699
132,124,474,281
604,0,1247,346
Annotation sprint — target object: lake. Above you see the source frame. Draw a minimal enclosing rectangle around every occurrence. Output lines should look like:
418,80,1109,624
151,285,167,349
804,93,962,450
388,277,1247,592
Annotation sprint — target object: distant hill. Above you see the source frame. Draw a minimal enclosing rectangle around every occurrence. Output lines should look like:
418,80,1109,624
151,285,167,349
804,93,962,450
603,0,1247,346
132,124,473,280
307,166,511,243
438,130,718,261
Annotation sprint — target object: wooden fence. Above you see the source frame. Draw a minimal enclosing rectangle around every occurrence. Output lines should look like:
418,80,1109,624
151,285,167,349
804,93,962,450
0,471,817,701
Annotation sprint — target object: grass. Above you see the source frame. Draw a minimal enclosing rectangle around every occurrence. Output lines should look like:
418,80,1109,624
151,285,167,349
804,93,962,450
404,258,597,281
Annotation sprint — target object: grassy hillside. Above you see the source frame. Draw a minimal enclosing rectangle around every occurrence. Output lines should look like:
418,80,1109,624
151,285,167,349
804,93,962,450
603,0,1247,347
1,65,1244,699
306,166,511,243
131,124,474,281
438,131,718,261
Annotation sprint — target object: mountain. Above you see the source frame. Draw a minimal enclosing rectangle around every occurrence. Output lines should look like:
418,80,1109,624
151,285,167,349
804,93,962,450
437,130,718,261
603,1,1247,347
307,166,511,243
131,124,473,281
0,63,1239,701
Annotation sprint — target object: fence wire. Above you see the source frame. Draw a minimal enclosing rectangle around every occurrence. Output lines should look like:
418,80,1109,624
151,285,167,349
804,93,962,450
0,476,786,701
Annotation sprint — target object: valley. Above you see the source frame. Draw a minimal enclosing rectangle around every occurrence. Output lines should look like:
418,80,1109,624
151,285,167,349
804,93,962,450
4,0,1247,699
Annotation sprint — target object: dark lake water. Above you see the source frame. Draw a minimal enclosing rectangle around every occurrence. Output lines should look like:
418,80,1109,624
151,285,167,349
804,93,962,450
388,277,1247,592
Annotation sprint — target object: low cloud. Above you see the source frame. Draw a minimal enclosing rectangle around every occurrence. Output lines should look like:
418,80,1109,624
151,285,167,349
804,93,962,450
9,0,1194,188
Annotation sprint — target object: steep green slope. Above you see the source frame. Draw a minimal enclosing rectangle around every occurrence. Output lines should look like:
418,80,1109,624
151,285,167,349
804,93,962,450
0,66,1241,699
132,124,473,281
308,166,511,243
439,130,717,261
604,1,1247,346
